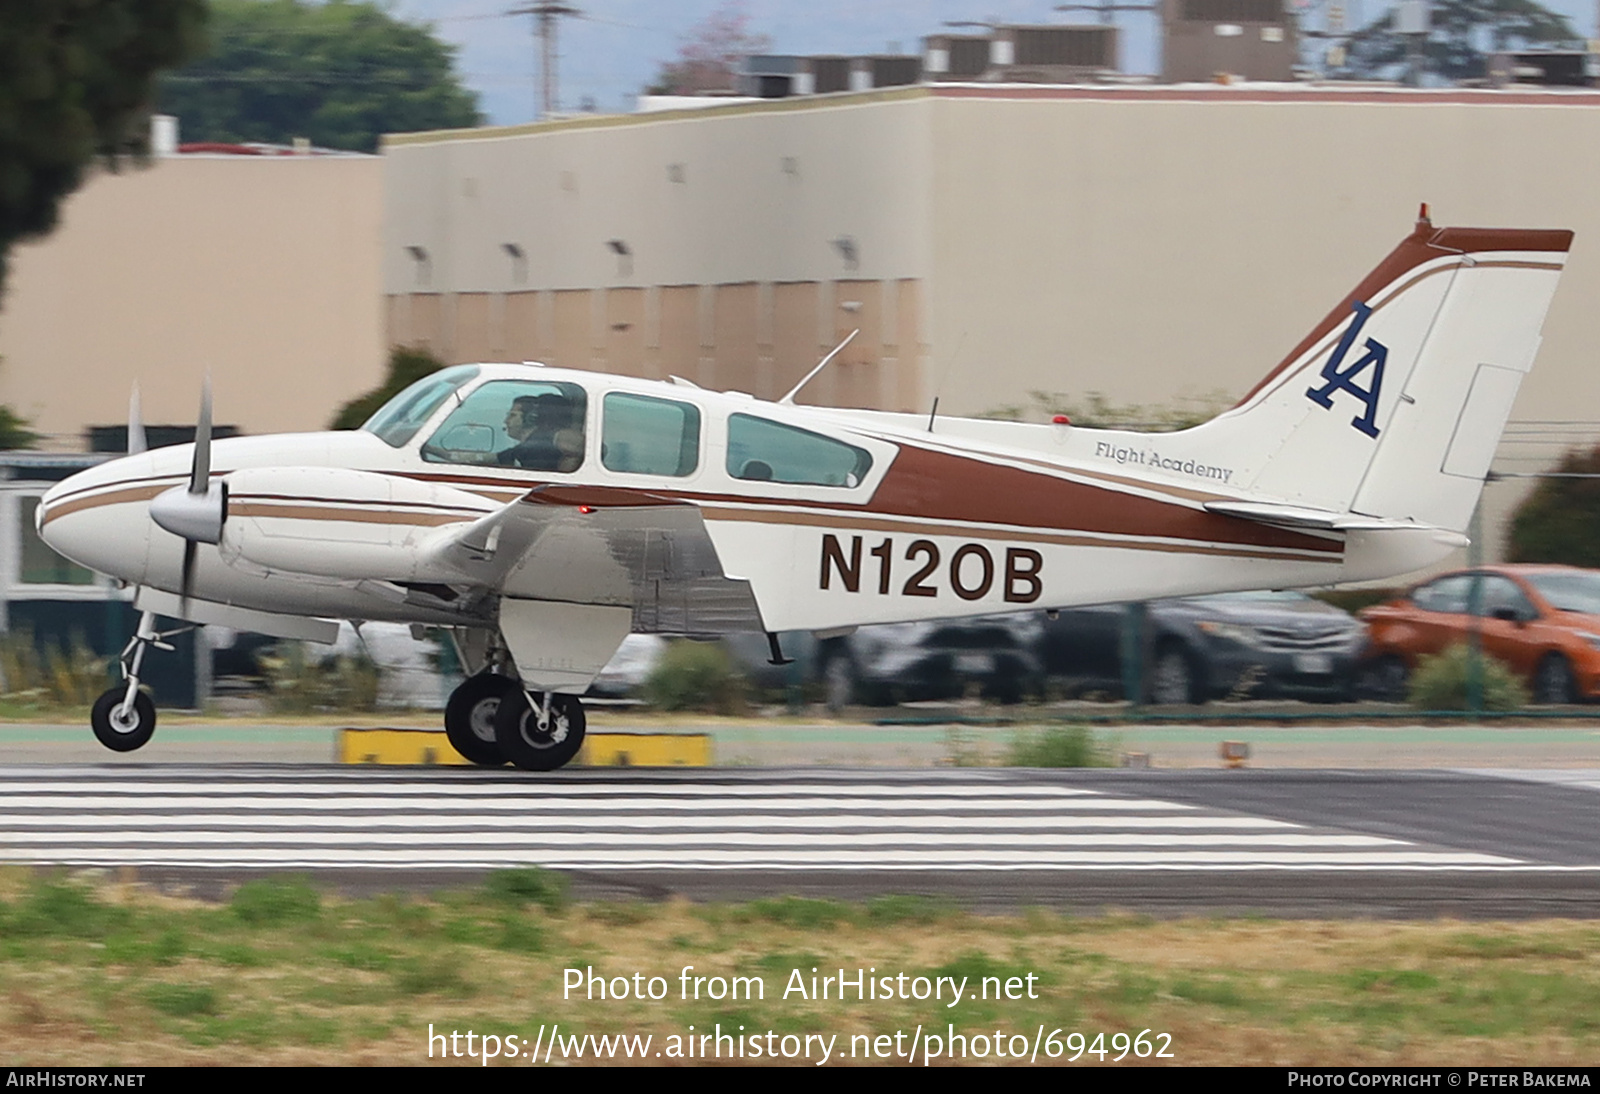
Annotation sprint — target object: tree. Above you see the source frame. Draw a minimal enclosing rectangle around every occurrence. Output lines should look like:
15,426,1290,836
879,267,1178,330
329,344,445,430
157,0,481,153
646,2,773,95
1340,0,1579,83
1506,445,1600,568
0,1,207,295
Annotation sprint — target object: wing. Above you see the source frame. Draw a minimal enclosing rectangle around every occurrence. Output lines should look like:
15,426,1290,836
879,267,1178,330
424,484,766,634
218,467,765,633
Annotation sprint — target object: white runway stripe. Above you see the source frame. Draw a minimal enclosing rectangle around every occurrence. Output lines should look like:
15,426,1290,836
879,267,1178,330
0,794,1193,813
0,848,1527,869
0,813,1298,831
0,779,1105,798
0,768,1532,872
0,831,1405,848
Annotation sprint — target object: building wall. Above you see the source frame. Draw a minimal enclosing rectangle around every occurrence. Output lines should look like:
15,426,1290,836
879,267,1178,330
383,91,935,411
0,154,385,446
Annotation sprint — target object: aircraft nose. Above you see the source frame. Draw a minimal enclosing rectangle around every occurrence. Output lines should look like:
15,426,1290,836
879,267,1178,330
38,463,155,585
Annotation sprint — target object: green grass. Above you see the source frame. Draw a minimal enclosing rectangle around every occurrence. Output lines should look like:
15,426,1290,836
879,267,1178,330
2,869,1600,1065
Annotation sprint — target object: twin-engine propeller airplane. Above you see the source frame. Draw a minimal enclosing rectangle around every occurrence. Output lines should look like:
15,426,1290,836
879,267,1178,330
38,209,1572,770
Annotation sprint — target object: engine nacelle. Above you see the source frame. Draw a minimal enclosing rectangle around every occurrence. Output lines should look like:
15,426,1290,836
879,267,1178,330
218,466,496,580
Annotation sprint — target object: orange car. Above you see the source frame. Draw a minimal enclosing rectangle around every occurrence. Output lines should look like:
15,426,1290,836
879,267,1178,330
1358,565,1600,703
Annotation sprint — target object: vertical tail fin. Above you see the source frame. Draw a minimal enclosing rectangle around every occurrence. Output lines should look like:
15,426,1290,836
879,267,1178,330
1180,208,1571,534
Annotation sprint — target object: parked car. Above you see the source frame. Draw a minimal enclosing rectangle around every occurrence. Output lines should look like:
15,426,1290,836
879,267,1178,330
585,621,1040,708
1036,591,1369,704
816,614,1044,707
1357,564,1600,704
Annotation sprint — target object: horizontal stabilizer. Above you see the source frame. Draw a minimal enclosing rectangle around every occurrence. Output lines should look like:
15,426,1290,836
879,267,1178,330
1205,500,1471,577
1203,500,1423,531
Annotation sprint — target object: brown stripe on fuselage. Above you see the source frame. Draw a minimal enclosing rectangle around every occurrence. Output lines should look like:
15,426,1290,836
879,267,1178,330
869,445,1340,555
404,451,1338,555
45,437,1340,559
40,483,170,526
700,506,1337,563
234,492,489,517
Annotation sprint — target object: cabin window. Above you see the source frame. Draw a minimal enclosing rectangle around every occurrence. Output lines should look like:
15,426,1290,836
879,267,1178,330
725,413,872,487
421,379,586,471
362,365,480,447
601,393,701,477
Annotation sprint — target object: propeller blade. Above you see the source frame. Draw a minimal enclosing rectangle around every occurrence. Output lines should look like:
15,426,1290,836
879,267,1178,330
179,539,197,610
189,376,212,495
127,384,147,456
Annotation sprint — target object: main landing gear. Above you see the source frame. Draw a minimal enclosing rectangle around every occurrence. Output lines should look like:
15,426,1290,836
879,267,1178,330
89,610,186,752
443,673,586,772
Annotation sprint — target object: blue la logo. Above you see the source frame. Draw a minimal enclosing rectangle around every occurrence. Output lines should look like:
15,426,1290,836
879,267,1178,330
1306,301,1387,438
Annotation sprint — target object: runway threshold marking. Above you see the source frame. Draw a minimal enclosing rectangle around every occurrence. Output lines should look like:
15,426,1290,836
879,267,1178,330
0,767,1539,872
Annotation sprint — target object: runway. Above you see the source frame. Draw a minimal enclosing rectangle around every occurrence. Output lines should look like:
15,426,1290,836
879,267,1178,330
3,765,1597,915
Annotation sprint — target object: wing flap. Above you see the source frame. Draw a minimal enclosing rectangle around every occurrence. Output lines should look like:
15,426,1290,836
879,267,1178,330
424,487,766,631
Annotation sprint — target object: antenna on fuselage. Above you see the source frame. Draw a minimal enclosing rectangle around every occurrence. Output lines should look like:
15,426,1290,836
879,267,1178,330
926,331,967,433
779,329,858,406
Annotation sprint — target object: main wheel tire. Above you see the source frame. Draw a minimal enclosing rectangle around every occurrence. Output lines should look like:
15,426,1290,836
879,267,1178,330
1148,646,1202,705
494,691,586,772
91,688,156,752
1534,653,1577,705
1356,655,1410,703
444,673,513,766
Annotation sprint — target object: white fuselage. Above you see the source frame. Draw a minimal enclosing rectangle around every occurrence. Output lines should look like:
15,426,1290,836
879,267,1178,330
38,364,1461,637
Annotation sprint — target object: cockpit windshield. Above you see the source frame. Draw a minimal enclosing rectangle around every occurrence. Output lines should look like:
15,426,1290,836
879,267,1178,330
361,365,481,447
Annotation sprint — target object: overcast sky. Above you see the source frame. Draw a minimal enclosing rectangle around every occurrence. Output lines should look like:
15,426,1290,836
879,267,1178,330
387,0,1600,127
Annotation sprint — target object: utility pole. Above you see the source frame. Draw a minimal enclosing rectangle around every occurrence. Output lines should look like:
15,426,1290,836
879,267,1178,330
509,2,582,119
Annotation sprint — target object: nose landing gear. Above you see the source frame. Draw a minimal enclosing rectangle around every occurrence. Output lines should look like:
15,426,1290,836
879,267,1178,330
89,610,189,752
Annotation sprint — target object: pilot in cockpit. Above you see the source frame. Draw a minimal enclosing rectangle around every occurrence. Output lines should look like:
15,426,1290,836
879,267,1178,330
499,393,583,472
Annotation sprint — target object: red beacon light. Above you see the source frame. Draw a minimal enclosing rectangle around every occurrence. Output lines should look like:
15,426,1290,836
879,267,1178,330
1051,414,1071,425
578,505,595,515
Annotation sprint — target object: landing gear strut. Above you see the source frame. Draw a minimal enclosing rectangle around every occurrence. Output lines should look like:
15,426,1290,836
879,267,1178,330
494,689,586,771
89,610,185,752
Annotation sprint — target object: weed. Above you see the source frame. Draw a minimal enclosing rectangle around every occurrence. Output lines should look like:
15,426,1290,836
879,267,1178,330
1408,645,1528,711
860,894,945,926
231,878,321,925
745,897,849,929
495,914,545,953
482,867,567,913
259,642,381,713
324,943,395,972
144,983,220,1018
1006,724,1112,767
643,640,748,713
588,901,653,926
7,880,130,938
392,951,473,997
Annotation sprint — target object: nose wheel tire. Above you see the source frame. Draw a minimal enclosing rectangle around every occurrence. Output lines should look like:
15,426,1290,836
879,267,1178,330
494,691,586,772
444,674,514,766
91,688,157,752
